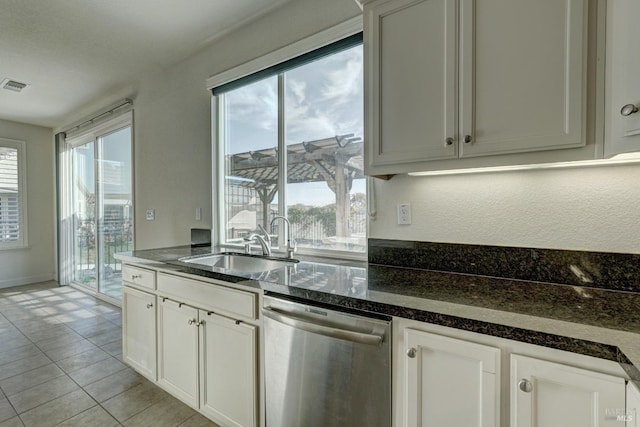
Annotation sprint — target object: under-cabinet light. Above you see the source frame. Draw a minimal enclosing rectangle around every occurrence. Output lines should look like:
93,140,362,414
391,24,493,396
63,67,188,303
407,153,640,176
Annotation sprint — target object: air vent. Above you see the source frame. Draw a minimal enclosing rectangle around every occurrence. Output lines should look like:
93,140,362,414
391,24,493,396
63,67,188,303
1,79,28,92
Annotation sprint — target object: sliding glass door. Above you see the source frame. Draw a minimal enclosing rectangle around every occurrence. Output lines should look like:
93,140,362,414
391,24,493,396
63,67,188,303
64,115,132,302
71,140,97,290
96,128,133,299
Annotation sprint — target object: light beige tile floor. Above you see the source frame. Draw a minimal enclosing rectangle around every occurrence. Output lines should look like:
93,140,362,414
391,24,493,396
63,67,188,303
0,282,220,427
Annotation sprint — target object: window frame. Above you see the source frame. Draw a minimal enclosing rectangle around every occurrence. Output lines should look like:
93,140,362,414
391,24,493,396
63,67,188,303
0,138,27,250
58,110,133,296
209,17,366,260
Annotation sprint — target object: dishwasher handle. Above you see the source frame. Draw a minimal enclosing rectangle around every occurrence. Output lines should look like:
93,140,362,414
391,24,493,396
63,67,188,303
262,307,384,346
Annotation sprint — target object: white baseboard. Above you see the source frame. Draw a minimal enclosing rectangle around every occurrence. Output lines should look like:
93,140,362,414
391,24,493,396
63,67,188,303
0,274,57,289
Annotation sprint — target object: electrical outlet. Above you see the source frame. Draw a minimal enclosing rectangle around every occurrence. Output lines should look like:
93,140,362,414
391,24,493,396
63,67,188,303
195,207,202,221
146,209,155,221
397,203,411,225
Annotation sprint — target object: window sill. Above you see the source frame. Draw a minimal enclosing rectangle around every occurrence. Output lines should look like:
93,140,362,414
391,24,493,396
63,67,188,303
0,244,31,252
218,244,366,262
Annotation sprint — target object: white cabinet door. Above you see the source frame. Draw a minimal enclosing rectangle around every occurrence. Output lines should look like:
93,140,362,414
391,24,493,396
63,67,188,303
460,0,586,157
122,286,157,381
199,311,257,427
365,0,591,175
628,381,640,427
366,0,458,171
157,298,200,408
511,354,626,427
404,328,500,427
605,0,640,156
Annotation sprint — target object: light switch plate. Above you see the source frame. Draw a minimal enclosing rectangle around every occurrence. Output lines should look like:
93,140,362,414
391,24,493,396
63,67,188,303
146,209,155,221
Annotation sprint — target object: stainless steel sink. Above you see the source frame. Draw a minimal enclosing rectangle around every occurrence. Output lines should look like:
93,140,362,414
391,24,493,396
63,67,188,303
179,253,296,273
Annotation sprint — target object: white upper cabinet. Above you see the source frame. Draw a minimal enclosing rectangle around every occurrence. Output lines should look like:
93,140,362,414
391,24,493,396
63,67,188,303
605,0,640,157
365,0,595,175
368,0,458,165
459,0,586,158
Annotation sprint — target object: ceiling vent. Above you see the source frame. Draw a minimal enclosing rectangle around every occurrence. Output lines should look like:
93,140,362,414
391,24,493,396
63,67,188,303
1,79,28,92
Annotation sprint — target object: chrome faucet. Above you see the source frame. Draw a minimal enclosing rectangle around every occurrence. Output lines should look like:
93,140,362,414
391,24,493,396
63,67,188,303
271,215,296,259
244,224,272,256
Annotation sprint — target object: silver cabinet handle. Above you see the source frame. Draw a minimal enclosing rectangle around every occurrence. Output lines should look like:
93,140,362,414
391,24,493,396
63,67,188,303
262,307,384,346
407,348,417,358
146,303,153,309
131,274,142,280
518,378,533,393
445,137,454,146
621,104,639,116
188,319,197,325
464,134,472,143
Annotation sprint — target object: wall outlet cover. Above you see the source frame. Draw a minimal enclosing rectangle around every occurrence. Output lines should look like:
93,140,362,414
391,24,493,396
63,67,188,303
397,203,411,225
146,209,155,221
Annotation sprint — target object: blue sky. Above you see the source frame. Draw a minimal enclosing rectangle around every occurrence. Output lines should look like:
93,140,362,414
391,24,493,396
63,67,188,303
224,45,364,206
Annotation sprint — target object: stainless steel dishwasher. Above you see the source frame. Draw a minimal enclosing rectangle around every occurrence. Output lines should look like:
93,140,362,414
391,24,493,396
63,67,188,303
263,295,391,427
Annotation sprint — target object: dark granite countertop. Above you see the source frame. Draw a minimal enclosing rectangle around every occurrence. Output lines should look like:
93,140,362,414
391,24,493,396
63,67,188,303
115,245,640,382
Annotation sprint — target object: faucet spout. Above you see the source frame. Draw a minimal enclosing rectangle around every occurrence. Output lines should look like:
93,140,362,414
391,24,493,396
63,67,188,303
270,215,296,259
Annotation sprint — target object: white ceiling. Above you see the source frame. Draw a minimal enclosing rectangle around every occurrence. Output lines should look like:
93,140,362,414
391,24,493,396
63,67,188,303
0,0,290,129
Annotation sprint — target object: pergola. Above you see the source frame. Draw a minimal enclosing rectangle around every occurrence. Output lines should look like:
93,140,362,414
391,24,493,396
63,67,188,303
226,134,364,238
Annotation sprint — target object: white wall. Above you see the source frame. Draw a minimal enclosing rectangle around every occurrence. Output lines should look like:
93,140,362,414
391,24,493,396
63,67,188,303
0,119,56,287
114,0,362,249
60,0,640,255
369,163,640,254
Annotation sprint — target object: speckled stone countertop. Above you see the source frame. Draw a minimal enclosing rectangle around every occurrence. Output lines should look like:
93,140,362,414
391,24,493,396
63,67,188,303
116,243,640,382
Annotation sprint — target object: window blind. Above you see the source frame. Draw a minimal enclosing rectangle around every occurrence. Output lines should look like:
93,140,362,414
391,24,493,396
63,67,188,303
211,32,363,96
0,147,20,242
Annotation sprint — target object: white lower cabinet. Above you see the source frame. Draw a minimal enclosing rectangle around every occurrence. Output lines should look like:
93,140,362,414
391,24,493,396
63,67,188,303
403,328,500,427
199,311,257,427
121,266,260,427
511,354,626,427
397,320,629,427
157,298,200,407
122,286,157,381
155,288,258,427
628,381,640,427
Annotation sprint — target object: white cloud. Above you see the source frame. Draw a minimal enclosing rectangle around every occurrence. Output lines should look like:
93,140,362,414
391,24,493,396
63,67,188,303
225,46,363,149
321,50,363,104
283,47,363,143
227,78,278,131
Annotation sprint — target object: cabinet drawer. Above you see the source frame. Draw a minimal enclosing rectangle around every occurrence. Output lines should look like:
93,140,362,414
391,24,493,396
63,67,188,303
157,273,257,321
122,265,157,290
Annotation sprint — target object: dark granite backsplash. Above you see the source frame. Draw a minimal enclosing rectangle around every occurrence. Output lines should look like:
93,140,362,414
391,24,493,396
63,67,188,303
368,239,640,293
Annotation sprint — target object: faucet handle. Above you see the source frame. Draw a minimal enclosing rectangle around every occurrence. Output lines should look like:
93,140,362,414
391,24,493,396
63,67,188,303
258,224,271,245
287,239,297,259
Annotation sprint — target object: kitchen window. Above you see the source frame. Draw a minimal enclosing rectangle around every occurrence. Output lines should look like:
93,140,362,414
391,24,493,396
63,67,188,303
212,32,365,258
0,139,27,249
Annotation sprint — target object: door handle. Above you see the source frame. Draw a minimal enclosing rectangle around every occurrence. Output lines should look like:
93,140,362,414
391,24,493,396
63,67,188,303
262,307,383,346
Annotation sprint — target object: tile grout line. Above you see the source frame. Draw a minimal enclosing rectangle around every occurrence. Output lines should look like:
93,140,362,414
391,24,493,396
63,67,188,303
0,285,126,426
0,284,207,427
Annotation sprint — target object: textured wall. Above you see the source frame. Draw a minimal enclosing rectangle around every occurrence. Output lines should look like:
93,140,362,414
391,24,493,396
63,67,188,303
118,0,361,249
0,119,55,287
369,163,640,254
